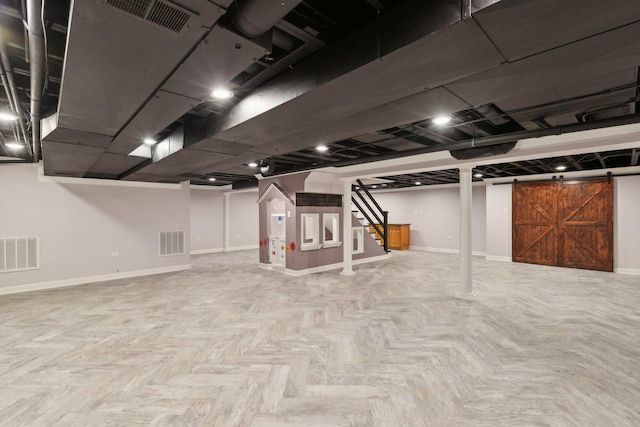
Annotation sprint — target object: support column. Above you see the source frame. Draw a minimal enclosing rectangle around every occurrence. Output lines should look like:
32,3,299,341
223,192,230,252
456,165,476,300
341,179,355,276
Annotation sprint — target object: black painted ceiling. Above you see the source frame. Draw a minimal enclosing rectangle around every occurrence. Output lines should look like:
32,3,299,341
1,0,639,188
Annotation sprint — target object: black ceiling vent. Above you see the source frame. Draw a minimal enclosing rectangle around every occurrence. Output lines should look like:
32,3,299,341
103,0,194,34
449,141,517,160
577,104,631,123
259,160,276,177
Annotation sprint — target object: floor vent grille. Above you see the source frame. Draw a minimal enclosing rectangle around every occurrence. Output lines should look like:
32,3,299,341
159,231,185,256
104,0,193,34
0,237,39,273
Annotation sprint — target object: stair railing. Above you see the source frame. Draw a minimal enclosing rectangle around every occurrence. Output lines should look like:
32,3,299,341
352,179,389,252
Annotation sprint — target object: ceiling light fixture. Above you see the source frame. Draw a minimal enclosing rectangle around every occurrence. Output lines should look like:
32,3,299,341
315,144,328,152
555,165,567,171
5,142,24,150
211,88,234,99
208,177,216,182
0,112,18,121
143,138,156,145
415,181,421,185
432,115,452,125
474,173,483,178
371,185,378,189
248,162,258,167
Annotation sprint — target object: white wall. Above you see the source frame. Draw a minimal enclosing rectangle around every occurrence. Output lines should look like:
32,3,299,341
190,188,224,253
227,191,259,250
485,184,512,261
0,164,191,292
372,185,486,254
615,175,640,274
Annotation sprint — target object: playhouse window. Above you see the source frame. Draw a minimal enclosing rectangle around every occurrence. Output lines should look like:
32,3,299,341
322,213,341,248
300,213,321,251
352,227,364,254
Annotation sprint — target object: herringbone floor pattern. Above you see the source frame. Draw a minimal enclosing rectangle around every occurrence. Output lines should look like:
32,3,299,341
0,250,638,426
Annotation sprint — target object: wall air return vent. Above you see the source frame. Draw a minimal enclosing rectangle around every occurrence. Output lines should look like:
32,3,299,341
103,0,195,34
159,231,185,256
0,237,39,273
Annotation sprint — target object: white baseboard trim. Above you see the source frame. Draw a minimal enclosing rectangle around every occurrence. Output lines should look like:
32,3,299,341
191,248,224,255
485,255,512,262
0,264,192,296
353,253,392,265
411,246,487,257
224,245,259,252
615,267,640,275
283,263,340,276
280,253,392,276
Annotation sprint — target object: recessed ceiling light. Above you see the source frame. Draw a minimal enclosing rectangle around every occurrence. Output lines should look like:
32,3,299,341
381,183,387,187
432,115,451,125
555,165,567,171
315,144,328,152
415,181,421,185
0,112,18,121
371,185,378,189
211,88,234,99
5,142,24,150
208,177,216,182
143,138,156,145
248,162,258,168
474,173,483,178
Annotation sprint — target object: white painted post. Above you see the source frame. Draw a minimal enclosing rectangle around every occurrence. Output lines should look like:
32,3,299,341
341,179,355,276
456,165,476,300
223,192,230,252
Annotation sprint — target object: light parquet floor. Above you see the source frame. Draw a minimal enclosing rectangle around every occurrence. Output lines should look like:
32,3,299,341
0,250,639,426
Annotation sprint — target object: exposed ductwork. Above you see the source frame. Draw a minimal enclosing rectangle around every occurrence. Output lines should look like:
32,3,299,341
210,0,468,141
320,113,640,169
228,0,302,38
45,0,313,179
27,0,46,162
449,141,517,160
34,0,640,184
0,42,33,160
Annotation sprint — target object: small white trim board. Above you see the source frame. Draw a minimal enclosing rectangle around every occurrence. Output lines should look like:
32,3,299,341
615,268,640,276
485,255,512,262
0,264,192,296
191,248,224,255
411,246,487,257
224,245,259,252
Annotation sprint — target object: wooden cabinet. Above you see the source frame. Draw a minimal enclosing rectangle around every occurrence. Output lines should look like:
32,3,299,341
369,224,410,250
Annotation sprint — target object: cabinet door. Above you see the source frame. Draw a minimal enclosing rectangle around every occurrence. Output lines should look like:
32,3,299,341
558,179,613,272
388,226,400,249
399,225,410,249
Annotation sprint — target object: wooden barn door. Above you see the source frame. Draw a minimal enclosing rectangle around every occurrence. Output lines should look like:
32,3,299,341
512,179,614,272
558,179,613,272
512,182,558,266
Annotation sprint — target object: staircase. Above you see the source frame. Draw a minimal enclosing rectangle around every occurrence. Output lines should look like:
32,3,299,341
351,179,389,253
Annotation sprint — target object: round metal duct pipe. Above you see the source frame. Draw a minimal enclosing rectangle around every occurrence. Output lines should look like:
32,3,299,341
229,0,302,38
27,0,46,162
